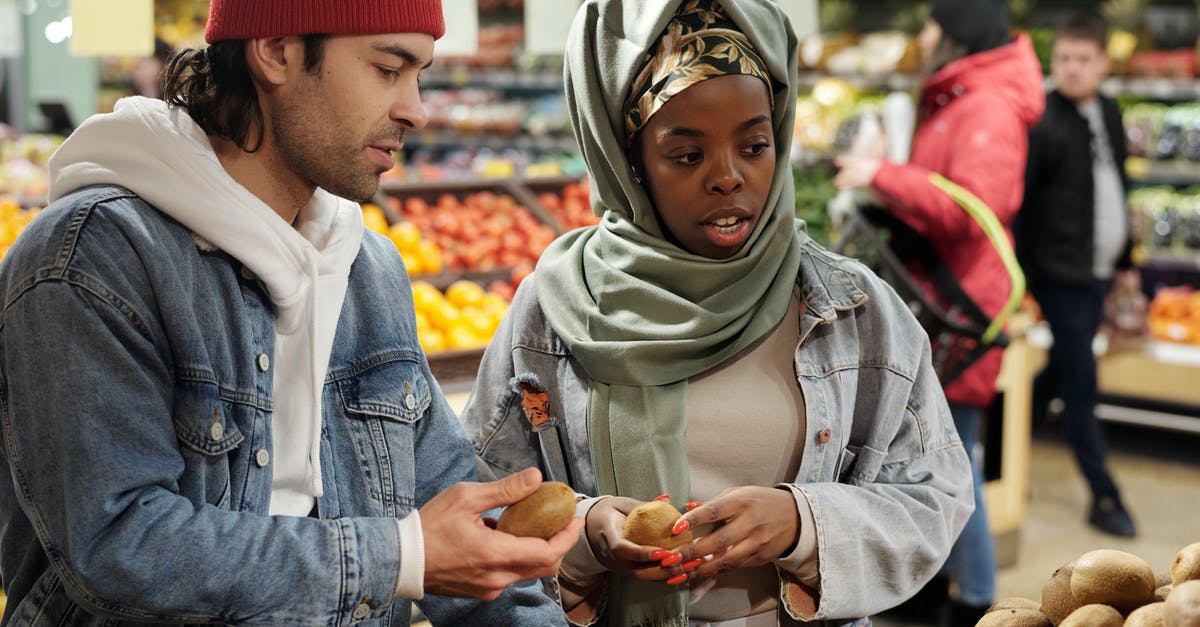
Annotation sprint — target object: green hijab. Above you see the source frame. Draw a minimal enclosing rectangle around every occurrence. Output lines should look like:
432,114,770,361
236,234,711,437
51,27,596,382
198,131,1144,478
535,1,802,624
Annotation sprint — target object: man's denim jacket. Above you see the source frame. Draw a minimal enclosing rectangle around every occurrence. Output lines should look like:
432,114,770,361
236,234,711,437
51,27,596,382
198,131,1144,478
459,236,974,626
0,186,563,626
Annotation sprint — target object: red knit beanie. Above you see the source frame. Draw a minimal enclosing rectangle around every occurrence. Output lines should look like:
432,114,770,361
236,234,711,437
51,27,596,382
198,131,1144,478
204,0,445,44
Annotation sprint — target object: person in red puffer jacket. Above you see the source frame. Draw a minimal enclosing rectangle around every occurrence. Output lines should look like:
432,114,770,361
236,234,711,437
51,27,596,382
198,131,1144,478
833,0,1046,625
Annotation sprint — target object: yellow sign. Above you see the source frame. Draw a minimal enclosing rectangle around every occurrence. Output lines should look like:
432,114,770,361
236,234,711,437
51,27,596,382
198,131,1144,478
70,0,154,57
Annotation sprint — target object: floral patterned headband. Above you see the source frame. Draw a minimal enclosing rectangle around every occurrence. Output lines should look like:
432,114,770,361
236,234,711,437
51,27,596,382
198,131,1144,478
623,0,774,145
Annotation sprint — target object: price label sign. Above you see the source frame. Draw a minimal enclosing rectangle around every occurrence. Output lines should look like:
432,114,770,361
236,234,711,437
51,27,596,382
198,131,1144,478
70,0,154,57
436,0,479,57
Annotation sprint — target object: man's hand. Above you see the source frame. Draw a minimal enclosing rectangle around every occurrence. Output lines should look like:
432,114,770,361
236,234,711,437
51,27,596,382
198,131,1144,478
420,468,586,600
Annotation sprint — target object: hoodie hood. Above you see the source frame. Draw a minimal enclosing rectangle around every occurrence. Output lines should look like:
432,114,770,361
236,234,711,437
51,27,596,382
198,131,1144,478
921,33,1045,130
49,97,364,330
49,97,365,502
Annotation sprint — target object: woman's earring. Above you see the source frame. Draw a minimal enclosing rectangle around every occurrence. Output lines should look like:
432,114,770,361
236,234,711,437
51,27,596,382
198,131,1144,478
631,168,643,185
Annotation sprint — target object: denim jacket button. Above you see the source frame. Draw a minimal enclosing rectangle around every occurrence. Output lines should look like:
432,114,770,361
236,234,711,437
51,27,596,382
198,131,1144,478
404,393,416,410
818,428,831,444
257,353,270,372
255,448,270,467
210,421,224,441
351,600,370,620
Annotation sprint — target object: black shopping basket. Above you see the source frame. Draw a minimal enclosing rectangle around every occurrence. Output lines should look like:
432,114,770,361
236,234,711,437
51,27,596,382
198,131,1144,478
830,174,1026,386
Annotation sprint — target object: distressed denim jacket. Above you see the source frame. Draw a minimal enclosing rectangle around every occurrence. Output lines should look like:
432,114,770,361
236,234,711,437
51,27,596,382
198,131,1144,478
0,186,564,626
459,236,973,625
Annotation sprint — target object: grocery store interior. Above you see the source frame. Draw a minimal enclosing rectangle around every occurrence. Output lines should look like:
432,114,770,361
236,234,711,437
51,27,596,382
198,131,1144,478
2,0,1200,624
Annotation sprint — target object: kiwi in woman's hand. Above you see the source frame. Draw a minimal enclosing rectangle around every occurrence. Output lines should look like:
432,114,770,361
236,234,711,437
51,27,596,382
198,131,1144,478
622,500,693,550
497,481,576,539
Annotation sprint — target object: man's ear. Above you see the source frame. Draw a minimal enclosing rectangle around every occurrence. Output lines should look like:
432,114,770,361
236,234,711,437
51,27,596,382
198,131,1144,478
244,36,303,87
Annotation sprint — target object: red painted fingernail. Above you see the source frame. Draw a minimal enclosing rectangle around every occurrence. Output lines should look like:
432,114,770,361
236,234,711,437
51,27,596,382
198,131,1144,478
682,559,703,572
649,549,670,560
672,519,690,535
660,552,683,567
653,493,671,502
685,501,702,511
666,573,688,586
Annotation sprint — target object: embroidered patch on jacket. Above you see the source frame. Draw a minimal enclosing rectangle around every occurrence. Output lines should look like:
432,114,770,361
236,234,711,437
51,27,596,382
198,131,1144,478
518,381,555,432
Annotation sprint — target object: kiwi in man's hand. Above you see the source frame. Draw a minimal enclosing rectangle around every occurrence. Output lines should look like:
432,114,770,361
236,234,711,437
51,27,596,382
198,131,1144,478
622,500,693,550
497,481,576,539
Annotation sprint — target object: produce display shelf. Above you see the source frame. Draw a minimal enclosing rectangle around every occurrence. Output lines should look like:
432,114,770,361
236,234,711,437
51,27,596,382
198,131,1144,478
405,129,578,155
427,347,485,387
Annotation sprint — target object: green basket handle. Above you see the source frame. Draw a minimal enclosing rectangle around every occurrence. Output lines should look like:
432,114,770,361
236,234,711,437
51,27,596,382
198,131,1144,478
927,173,1026,345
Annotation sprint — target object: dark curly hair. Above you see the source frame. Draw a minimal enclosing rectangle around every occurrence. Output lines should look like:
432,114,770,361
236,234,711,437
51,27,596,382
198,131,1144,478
161,35,329,152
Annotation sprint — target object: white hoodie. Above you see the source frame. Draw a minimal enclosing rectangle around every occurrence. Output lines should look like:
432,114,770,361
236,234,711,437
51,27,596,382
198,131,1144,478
48,97,359,515
50,98,426,599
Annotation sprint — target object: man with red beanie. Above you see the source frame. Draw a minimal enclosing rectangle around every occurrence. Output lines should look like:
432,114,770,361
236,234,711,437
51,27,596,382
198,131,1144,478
0,1,581,624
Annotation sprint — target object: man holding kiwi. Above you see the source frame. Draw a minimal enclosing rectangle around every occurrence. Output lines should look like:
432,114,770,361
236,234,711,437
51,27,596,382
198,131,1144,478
0,0,580,623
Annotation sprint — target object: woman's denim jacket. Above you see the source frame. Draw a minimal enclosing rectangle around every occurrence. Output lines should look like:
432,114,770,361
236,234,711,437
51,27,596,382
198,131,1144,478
0,186,564,626
459,235,974,626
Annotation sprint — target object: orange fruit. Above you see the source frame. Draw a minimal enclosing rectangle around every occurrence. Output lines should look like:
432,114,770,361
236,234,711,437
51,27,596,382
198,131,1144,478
411,281,443,312
445,280,487,309
362,204,389,234
446,325,487,350
428,300,462,332
399,251,422,276
462,310,496,337
389,222,423,252
419,328,447,353
416,240,444,275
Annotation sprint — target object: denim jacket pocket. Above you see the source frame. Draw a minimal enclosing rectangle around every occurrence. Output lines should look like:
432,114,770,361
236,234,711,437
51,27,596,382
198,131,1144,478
172,378,245,510
335,357,430,514
339,357,431,424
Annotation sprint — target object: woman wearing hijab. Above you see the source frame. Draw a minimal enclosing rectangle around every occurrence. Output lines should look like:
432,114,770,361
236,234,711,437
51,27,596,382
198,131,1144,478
459,1,973,625
833,1,1046,624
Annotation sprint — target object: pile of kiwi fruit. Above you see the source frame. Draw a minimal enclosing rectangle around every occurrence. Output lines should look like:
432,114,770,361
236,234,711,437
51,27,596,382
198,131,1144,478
976,541,1200,626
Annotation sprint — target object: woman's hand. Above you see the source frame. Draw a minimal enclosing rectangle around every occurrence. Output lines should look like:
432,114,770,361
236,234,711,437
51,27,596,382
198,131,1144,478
832,155,883,190
666,486,800,583
585,496,679,582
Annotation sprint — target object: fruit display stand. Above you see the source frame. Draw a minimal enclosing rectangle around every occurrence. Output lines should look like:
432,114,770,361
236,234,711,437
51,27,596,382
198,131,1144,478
985,312,1045,568
376,176,586,388
1096,341,1200,433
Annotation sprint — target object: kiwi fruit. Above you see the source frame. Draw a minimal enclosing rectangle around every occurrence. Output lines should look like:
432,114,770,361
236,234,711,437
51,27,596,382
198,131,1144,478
1164,580,1200,627
1071,549,1157,614
990,598,1043,613
1044,561,1083,625
1171,542,1200,586
622,500,693,550
1124,601,1166,627
1060,604,1123,627
496,481,576,539
977,607,1053,626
